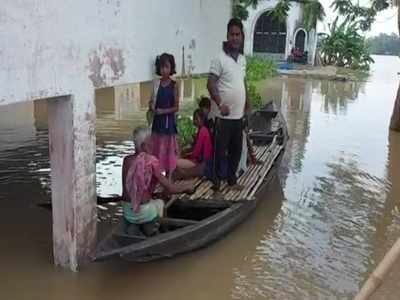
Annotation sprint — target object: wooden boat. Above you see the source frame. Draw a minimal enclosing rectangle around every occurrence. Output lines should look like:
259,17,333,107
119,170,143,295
94,106,288,262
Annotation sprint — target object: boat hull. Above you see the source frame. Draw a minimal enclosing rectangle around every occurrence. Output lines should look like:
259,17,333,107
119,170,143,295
95,151,284,263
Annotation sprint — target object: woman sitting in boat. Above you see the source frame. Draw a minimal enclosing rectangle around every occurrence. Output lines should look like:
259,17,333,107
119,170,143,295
176,109,220,179
122,126,193,232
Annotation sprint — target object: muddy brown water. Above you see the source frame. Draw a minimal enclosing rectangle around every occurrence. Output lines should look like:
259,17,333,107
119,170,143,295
0,55,399,299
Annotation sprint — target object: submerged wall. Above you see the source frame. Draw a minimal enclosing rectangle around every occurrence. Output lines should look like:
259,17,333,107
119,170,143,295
0,0,232,271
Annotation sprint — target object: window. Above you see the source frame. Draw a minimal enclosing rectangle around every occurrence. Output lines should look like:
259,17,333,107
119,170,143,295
253,12,286,53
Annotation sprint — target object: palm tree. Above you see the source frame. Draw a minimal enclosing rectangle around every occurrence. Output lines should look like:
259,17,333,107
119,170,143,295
318,17,374,69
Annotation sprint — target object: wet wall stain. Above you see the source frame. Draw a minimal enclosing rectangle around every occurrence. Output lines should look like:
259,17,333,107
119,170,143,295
87,45,125,88
189,39,196,50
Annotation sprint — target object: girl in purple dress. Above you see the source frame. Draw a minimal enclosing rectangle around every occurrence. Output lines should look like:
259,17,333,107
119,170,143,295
149,53,179,180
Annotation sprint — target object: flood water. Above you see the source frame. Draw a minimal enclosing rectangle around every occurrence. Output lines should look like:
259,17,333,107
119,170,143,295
0,55,399,299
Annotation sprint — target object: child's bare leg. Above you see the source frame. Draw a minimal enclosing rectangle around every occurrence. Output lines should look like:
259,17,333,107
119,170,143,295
177,158,197,169
176,162,205,180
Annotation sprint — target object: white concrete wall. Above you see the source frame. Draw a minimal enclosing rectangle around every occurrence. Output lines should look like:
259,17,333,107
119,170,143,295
243,0,317,64
0,0,231,106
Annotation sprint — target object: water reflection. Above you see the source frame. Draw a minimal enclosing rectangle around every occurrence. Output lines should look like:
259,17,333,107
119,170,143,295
319,79,365,115
251,56,400,298
0,102,36,152
281,78,312,175
372,132,400,300
231,180,284,300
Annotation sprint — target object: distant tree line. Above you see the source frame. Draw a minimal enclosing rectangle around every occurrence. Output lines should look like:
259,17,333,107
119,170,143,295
366,33,400,56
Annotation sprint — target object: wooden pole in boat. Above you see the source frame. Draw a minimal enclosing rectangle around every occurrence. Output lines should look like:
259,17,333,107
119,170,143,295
354,238,400,300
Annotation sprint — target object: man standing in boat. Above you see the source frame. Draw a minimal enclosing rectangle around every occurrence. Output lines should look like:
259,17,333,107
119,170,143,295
207,18,249,191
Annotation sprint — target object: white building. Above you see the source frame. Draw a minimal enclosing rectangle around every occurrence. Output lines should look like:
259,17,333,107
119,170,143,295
0,0,232,271
243,0,318,64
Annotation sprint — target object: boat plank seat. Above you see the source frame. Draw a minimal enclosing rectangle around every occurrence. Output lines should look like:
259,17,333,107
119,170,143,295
153,113,285,205
173,135,283,203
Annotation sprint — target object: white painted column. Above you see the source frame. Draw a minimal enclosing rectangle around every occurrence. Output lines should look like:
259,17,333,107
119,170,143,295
47,92,97,271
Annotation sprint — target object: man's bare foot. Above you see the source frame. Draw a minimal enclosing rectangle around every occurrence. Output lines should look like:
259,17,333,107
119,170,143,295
228,183,244,191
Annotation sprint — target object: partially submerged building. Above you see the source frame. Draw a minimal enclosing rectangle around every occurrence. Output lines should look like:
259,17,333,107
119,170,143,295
0,0,231,271
243,0,318,64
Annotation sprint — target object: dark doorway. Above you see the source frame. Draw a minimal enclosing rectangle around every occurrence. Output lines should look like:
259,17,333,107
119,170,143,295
253,12,286,54
295,30,306,52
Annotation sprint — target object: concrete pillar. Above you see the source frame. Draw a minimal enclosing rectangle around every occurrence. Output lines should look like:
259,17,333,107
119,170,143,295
47,92,97,271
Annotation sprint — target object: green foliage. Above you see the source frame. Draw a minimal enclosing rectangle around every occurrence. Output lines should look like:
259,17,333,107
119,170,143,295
267,0,291,22
267,0,325,30
247,82,263,109
232,0,260,20
303,0,326,31
245,56,276,109
234,0,325,30
176,115,196,148
328,0,397,70
319,17,374,70
246,55,276,81
331,0,390,32
232,2,249,20
366,33,400,56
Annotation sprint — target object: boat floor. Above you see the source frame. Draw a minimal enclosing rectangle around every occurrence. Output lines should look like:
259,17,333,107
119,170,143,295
158,134,284,205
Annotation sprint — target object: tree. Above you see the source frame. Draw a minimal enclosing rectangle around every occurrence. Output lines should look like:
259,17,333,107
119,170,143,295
267,0,325,31
367,33,400,55
303,0,326,31
232,0,260,20
319,17,374,69
233,0,325,29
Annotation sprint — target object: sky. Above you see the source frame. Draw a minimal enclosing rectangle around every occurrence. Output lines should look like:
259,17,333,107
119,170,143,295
317,0,398,37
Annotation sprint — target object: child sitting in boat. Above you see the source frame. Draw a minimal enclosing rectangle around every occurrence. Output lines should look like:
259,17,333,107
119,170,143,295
176,109,216,179
122,126,193,232
198,96,214,129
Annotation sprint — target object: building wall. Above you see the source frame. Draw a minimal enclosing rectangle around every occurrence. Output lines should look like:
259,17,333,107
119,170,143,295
0,0,232,106
243,0,317,64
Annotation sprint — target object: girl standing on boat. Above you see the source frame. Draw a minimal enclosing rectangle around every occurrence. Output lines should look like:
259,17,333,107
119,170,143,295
122,126,193,229
149,53,180,181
